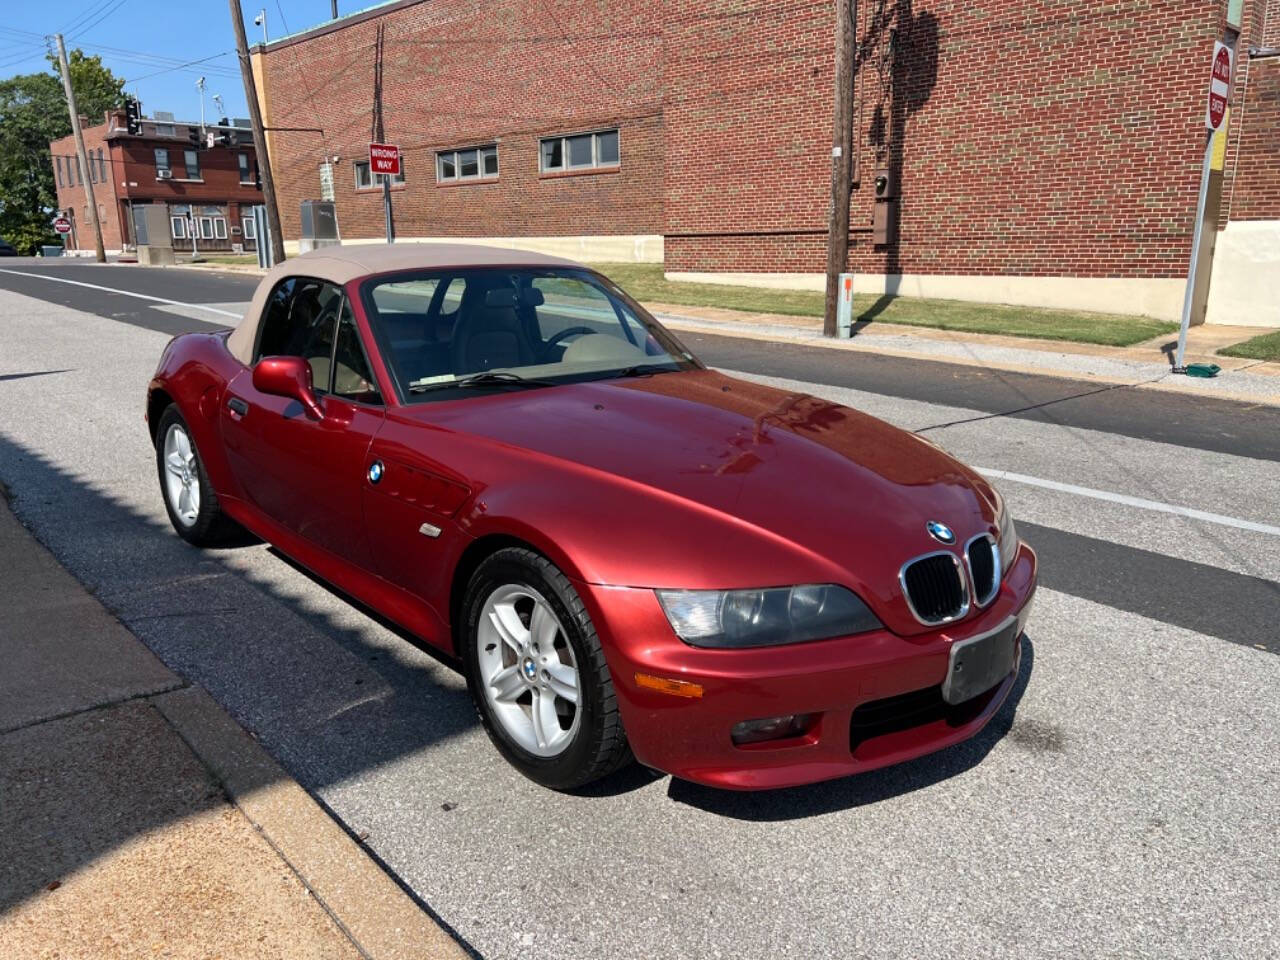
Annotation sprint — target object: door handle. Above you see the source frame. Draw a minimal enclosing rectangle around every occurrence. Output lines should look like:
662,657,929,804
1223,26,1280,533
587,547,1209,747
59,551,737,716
227,396,249,417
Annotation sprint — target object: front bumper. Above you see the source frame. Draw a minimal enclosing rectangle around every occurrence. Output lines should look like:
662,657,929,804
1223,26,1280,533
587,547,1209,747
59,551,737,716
576,543,1037,790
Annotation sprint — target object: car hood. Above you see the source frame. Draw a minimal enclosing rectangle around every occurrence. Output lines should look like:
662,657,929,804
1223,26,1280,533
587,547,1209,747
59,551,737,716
394,369,997,634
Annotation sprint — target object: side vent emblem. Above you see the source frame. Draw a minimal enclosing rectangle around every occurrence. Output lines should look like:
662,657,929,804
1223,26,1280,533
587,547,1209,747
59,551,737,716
368,460,384,484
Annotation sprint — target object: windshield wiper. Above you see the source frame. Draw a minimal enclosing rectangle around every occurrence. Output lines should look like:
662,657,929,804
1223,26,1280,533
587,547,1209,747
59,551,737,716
612,363,676,379
409,371,557,393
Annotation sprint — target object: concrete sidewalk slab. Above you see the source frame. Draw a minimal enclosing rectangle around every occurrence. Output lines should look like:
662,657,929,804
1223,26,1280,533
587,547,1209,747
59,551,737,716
0,487,179,732
0,496,467,959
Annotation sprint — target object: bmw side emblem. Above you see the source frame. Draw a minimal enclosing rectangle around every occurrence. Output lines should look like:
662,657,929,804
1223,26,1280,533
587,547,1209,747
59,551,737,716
368,460,384,484
926,520,956,544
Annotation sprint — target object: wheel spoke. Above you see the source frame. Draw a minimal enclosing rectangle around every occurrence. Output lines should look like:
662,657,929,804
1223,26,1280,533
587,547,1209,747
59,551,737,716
489,603,527,654
489,664,525,703
528,601,558,650
530,687,559,749
177,485,192,519
166,453,185,477
545,661,578,704
174,428,192,460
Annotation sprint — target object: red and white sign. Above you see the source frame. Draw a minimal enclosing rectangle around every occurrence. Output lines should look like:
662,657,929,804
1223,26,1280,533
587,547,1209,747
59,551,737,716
53,217,71,235
369,142,401,176
1206,41,1233,131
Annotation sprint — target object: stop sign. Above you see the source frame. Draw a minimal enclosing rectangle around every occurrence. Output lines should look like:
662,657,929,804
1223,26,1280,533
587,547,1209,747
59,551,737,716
1206,42,1233,131
53,217,71,235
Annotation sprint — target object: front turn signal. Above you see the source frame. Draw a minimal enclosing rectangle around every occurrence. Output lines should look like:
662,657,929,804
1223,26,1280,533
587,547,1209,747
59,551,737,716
634,672,704,699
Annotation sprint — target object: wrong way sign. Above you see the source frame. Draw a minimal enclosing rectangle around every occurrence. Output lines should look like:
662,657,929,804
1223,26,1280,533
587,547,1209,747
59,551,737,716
1206,41,1233,131
369,142,401,176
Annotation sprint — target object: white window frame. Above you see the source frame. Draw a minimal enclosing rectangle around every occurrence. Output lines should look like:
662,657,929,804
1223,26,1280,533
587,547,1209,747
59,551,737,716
436,145,498,183
170,217,187,239
539,129,620,174
242,216,256,240
355,159,405,190
213,217,227,240
198,216,215,240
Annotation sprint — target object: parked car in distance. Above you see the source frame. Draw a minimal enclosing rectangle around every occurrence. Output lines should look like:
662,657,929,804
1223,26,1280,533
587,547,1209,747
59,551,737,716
0,239,18,256
146,244,1036,791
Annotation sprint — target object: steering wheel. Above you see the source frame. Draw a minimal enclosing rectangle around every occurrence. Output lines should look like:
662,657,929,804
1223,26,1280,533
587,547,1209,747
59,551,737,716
542,326,596,360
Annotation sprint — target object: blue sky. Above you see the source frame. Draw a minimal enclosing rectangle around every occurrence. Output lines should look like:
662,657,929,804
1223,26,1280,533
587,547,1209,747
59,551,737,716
1,1,361,124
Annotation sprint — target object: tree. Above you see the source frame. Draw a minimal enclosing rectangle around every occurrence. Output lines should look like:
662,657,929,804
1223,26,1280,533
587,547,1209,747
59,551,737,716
0,50,124,254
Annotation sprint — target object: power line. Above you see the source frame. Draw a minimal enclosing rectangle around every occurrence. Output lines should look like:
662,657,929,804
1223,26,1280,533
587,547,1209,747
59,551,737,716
69,0,134,42
124,51,238,84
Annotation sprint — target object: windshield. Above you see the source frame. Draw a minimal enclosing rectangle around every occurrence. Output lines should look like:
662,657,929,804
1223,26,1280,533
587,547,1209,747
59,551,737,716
360,267,700,401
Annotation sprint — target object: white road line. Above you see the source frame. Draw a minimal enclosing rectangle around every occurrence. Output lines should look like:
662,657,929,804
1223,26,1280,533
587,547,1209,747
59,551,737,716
0,268,242,319
978,467,1280,538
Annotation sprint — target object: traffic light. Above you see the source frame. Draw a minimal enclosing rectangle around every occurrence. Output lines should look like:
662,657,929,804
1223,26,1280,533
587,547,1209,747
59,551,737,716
215,117,232,148
125,97,142,135
188,124,204,149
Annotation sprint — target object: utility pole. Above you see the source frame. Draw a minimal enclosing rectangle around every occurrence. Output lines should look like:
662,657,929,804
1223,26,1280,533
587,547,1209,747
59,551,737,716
230,0,286,265
331,1,339,18
54,34,105,263
823,0,856,337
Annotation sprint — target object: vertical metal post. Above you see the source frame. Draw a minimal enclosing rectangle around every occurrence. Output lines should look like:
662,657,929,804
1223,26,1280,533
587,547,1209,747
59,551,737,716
383,176,394,243
55,34,106,263
824,0,857,337
1173,131,1215,373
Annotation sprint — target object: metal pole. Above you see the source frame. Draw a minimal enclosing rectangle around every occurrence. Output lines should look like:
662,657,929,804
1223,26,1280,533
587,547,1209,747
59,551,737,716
823,0,856,337
331,0,339,18
55,34,106,263
383,176,394,243
1173,130,1214,372
230,0,287,265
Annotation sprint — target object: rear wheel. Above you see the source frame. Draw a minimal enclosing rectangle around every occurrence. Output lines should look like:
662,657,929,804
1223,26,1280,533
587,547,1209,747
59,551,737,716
462,547,630,789
154,405,243,547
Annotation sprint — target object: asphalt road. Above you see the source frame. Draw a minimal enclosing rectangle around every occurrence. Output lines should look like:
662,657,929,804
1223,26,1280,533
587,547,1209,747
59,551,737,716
1,259,1277,959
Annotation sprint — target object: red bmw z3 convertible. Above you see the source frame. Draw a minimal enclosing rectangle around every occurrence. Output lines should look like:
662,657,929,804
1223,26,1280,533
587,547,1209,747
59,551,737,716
147,244,1036,791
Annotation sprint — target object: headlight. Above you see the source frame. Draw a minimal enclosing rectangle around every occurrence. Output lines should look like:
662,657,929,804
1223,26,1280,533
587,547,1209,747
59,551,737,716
994,491,1019,574
655,584,882,648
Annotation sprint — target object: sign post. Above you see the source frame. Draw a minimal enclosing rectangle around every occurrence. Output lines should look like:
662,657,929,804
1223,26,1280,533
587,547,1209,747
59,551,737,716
369,142,400,244
1174,41,1233,373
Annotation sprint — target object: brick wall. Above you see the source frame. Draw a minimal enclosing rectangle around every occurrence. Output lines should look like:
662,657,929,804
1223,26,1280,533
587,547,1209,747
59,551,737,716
1222,4,1280,223
51,119,122,251
664,0,1229,279
258,0,664,243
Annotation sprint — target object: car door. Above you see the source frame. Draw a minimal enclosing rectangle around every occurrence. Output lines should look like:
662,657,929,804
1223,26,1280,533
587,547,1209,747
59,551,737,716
221,276,385,571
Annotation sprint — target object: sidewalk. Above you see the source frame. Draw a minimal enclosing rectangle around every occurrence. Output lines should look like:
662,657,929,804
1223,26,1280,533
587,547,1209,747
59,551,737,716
0,491,465,960
648,302,1280,406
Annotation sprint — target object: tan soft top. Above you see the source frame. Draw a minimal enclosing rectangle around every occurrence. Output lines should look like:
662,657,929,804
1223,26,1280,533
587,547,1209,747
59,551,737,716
225,242,584,365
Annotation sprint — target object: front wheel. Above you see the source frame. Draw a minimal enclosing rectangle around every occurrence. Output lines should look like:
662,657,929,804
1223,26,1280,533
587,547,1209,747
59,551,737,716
462,547,631,789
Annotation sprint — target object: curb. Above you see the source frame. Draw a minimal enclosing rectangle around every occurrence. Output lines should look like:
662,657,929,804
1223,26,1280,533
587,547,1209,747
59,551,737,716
151,686,470,960
659,315,1280,408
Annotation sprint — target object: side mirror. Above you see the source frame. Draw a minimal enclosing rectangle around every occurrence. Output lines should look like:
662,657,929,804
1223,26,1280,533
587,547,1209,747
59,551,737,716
252,356,324,420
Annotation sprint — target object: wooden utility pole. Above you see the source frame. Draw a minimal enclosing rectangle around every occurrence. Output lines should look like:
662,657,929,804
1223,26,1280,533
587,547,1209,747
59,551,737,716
230,0,286,265
823,0,856,336
55,34,105,263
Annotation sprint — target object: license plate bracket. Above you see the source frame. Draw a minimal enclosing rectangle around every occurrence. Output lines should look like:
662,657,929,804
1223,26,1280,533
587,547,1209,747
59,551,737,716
942,617,1019,705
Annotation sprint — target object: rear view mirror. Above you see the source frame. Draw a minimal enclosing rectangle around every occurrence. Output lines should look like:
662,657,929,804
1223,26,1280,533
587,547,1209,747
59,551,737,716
253,356,324,420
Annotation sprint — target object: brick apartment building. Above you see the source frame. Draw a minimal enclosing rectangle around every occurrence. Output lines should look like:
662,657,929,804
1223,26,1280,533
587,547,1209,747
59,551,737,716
251,0,1280,325
50,110,263,256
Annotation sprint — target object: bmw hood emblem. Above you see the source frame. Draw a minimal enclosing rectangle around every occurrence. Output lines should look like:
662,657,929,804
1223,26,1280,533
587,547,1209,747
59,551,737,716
926,520,956,544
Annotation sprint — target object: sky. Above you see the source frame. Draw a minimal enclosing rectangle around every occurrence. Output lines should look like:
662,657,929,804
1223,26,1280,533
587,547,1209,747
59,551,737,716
1,1,369,124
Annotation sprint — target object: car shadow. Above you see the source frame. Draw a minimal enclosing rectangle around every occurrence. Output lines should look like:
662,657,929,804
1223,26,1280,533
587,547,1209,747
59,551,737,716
665,635,1036,821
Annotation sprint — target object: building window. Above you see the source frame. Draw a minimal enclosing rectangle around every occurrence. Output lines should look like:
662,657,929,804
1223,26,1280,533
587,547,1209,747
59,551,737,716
197,216,214,240
155,123,175,137
540,129,619,173
242,216,256,239
183,149,201,180
98,148,106,183
354,159,405,190
436,145,497,183
213,217,227,240
56,156,63,187
88,155,96,183
155,148,170,177
239,153,252,183
170,216,186,239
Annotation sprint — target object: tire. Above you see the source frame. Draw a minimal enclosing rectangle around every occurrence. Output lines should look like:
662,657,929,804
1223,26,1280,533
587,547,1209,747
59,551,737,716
462,547,631,790
154,404,243,547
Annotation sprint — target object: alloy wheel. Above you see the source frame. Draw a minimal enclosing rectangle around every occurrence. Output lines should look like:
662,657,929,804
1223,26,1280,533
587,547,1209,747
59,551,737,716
162,423,200,527
476,583,581,757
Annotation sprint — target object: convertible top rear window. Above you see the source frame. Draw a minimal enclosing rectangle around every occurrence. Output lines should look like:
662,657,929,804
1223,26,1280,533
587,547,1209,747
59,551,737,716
360,267,698,402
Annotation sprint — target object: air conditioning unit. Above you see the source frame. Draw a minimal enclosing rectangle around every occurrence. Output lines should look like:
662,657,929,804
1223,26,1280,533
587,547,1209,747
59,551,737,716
158,170,173,179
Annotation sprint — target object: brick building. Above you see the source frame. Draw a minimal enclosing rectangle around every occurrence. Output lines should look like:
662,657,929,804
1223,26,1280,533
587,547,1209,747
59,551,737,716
50,110,263,256
252,0,1280,325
